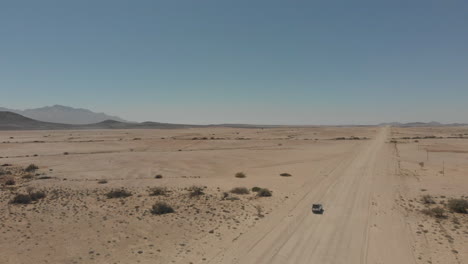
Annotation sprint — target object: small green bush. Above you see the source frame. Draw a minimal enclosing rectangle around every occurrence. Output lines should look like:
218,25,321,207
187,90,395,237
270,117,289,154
230,187,250,195
151,202,174,215
106,189,132,199
447,198,468,214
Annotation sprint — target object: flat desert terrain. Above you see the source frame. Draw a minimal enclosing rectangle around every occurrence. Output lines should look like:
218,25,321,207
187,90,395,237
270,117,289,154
0,126,467,264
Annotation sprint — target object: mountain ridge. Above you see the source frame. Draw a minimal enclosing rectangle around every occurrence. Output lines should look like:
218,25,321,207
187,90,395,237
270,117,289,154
1,111,467,131
0,105,127,124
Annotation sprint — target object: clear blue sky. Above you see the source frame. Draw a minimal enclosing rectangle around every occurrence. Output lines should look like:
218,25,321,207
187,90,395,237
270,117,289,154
1,0,467,124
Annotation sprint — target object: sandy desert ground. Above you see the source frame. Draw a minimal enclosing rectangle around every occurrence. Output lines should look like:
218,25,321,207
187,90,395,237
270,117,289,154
0,126,467,264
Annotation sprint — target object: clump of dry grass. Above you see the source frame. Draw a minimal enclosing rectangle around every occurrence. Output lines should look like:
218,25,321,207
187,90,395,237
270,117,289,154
235,172,246,178
149,187,168,196
421,207,446,218
151,202,174,215
155,174,163,179
230,187,250,195
188,186,204,197
106,189,132,199
280,173,292,177
421,194,435,204
5,177,16,185
98,179,108,184
25,164,39,172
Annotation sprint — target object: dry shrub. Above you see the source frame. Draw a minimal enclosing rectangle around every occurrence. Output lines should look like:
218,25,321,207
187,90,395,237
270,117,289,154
422,207,446,218
11,191,46,204
230,187,250,195
251,187,261,192
447,198,468,214
188,186,204,197
5,177,15,185
25,164,39,172
151,202,174,215
29,191,46,201
257,188,272,197
106,189,132,199
149,187,168,196
280,173,292,177
235,172,246,178
421,195,435,204
11,194,32,204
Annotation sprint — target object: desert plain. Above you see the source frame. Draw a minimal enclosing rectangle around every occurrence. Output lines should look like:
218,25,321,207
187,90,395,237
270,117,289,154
0,126,467,264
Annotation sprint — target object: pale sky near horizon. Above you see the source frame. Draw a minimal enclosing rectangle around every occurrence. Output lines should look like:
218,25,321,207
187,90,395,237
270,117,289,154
1,0,467,125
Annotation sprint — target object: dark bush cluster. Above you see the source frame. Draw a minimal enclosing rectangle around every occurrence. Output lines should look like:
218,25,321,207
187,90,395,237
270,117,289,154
11,194,32,204
155,174,163,179
11,191,46,204
280,173,292,177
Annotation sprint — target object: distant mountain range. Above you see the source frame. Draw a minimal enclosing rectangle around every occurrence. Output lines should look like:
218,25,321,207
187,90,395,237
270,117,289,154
0,105,127,125
0,111,195,130
0,107,467,130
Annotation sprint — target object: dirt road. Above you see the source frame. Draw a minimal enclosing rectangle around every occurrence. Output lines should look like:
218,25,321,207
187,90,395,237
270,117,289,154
209,127,416,264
